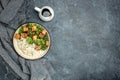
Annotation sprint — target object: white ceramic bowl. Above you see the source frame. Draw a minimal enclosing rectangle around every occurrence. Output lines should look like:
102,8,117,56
13,22,51,60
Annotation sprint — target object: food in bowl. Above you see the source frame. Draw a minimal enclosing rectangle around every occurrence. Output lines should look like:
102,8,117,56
13,23,50,59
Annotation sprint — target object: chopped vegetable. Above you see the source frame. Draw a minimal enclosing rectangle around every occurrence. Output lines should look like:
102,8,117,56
32,26,37,31
37,25,43,31
41,29,47,35
22,33,27,38
26,37,33,44
35,45,41,51
28,29,35,37
39,33,45,38
18,26,23,34
27,23,33,28
41,45,47,50
36,39,48,50
23,26,28,32
32,35,37,40
34,39,45,45
43,35,49,41
46,41,50,46
36,25,43,36
14,33,21,39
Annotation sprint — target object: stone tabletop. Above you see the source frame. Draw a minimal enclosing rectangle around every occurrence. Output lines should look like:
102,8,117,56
0,0,120,80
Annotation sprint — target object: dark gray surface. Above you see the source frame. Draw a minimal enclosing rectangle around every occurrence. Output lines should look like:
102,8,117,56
0,0,120,80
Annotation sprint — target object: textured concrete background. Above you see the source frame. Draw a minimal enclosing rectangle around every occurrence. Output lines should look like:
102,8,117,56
0,0,120,80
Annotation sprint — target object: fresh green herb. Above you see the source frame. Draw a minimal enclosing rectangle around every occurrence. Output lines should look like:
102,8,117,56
34,39,47,50
27,23,36,28
28,29,36,37
41,45,47,50
26,37,33,44
33,38,48,50
34,39,45,45
18,26,23,34
37,25,43,31
36,25,43,36
43,35,49,41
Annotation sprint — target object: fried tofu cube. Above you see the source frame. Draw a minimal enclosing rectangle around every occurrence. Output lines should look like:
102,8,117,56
32,26,37,31
41,29,47,35
21,33,27,38
46,41,50,46
14,33,21,39
23,26,28,32
39,33,45,38
32,35,37,40
35,45,41,51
